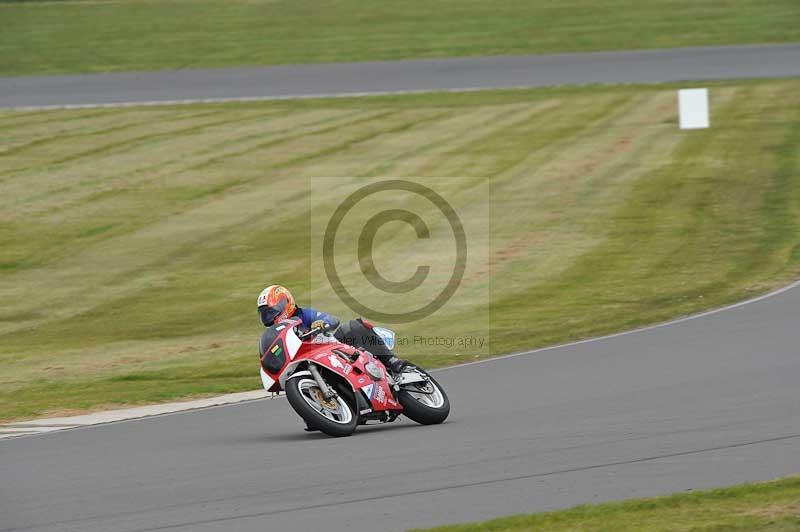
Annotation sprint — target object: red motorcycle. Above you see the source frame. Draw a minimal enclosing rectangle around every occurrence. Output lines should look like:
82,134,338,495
259,317,450,437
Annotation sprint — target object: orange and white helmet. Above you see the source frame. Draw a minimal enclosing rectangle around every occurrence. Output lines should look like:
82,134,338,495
257,285,296,326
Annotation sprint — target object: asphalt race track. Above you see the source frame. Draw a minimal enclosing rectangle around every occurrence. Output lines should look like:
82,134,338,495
1,44,800,109
2,282,800,531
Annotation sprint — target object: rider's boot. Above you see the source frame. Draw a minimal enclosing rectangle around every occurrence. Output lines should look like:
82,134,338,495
378,354,409,374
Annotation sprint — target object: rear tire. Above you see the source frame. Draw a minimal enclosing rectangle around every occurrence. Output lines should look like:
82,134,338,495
397,369,450,425
285,376,358,437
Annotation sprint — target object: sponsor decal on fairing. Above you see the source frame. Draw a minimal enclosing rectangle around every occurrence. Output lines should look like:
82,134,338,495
374,385,386,404
361,383,375,398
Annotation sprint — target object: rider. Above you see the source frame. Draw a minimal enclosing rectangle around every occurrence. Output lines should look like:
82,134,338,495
257,284,409,373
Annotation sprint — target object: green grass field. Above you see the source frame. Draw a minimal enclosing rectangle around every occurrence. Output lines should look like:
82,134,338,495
1,0,799,76
411,476,800,532
1,79,800,421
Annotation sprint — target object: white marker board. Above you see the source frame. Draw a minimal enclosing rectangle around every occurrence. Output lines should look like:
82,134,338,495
679,88,709,129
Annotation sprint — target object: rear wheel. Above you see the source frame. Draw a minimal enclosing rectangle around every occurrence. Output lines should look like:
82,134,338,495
285,376,358,437
397,369,450,425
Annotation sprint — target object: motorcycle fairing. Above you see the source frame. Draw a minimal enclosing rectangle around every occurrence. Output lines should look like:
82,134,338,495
306,345,402,413
260,319,304,382
259,317,402,413
260,367,281,393
272,343,402,413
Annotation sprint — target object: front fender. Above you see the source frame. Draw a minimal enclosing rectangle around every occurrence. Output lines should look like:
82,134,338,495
283,369,313,383
278,358,355,389
278,361,313,389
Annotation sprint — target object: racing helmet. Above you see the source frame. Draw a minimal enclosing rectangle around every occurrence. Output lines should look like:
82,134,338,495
257,285,296,326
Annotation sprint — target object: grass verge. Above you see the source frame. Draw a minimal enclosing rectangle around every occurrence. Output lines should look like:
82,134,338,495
1,0,799,76
1,79,800,421
410,476,800,532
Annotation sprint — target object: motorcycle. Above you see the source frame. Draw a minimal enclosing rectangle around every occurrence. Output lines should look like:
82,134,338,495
258,317,450,437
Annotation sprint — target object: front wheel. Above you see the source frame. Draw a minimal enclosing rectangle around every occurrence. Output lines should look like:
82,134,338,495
397,369,450,425
285,376,358,437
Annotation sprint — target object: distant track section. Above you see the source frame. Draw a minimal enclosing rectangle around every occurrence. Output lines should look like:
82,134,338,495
1,44,799,109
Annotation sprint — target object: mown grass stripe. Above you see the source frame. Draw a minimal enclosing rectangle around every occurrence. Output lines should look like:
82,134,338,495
359,102,559,178
182,108,395,172
0,106,291,159
0,108,229,179
272,109,456,170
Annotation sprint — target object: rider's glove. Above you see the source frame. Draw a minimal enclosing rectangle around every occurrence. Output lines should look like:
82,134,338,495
310,319,328,332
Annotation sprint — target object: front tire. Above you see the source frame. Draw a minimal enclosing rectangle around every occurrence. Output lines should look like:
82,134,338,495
285,376,358,437
397,369,450,425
